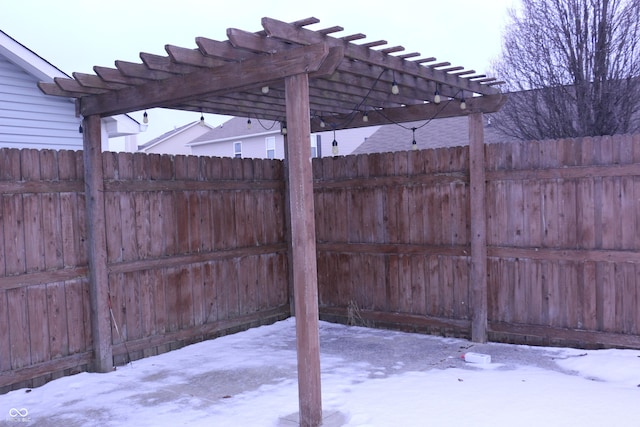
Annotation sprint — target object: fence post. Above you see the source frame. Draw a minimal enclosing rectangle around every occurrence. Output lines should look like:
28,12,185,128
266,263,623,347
469,112,488,343
83,115,113,372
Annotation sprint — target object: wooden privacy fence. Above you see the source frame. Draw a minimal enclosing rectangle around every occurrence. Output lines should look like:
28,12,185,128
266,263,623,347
1,133,640,392
314,133,640,349
0,149,289,392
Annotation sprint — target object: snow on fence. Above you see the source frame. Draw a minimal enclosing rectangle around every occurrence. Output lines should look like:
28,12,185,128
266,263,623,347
1,133,639,392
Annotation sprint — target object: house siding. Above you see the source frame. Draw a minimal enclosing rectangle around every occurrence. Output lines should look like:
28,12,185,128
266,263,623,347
139,122,212,155
0,55,82,150
191,133,284,159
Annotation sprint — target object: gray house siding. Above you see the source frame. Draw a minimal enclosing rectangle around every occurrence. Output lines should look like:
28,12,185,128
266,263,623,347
0,55,81,149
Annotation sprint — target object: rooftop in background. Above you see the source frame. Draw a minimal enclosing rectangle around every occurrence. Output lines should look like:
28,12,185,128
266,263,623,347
353,114,517,155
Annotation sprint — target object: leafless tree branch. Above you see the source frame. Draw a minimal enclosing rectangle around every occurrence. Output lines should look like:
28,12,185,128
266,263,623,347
491,0,640,140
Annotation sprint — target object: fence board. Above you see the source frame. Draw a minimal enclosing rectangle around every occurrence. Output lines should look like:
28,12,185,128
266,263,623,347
525,259,542,324
64,278,88,354
24,193,45,272
47,282,69,359
542,181,560,247
3,194,26,275
28,286,50,370
399,255,414,313
620,177,636,250
134,191,151,259
7,287,30,369
424,255,439,317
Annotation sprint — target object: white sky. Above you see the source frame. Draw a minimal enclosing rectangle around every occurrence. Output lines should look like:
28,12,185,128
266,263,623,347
1,0,516,143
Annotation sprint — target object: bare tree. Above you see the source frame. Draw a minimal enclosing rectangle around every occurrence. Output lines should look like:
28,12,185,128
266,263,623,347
491,0,640,140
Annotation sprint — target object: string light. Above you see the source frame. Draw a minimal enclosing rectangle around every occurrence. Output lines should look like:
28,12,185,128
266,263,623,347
200,113,205,126
460,97,467,110
143,111,148,124
78,124,83,134
391,70,399,95
434,89,441,104
331,130,339,155
320,117,326,128
362,111,369,122
261,86,270,94
411,127,418,150
280,121,287,135
391,80,399,95
247,117,252,129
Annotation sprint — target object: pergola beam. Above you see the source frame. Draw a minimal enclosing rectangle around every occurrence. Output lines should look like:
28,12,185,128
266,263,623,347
310,94,506,132
75,43,341,117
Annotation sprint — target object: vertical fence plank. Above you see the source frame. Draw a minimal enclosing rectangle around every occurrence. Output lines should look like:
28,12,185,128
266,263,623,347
28,284,50,367
47,282,69,359
0,291,11,373
7,288,30,369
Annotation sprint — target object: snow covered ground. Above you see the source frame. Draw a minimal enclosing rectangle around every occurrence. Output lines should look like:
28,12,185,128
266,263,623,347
1,318,639,426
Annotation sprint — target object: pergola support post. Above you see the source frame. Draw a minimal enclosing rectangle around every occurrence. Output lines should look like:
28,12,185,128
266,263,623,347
284,73,323,427
83,115,113,372
469,112,488,343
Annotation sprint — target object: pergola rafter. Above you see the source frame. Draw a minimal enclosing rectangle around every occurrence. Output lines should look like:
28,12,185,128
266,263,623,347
39,16,504,127
37,17,504,427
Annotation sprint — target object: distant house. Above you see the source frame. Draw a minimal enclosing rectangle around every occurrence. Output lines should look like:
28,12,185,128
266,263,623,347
188,116,378,159
138,120,216,155
0,29,141,151
352,114,517,155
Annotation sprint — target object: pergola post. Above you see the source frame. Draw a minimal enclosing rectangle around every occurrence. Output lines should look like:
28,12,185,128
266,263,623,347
469,112,488,343
284,73,323,427
83,114,113,372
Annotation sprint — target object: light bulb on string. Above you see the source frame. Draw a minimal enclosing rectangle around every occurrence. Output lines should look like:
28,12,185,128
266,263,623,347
411,127,418,150
363,111,369,123
200,113,205,126
247,117,252,129
281,122,287,135
143,111,149,124
320,117,326,128
460,98,467,110
261,86,270,94
391,70,399,95
331,130,339,155
434,89,441,104
391,80,399,95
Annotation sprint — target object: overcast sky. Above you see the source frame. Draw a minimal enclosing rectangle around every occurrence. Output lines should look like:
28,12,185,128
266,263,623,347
1,0,516,144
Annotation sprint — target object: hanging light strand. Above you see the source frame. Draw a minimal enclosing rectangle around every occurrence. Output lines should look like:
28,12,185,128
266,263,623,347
331,129,339,156
411,127,418,150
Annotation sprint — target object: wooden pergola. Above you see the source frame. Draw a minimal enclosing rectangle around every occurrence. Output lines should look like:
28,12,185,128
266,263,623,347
39,17,505,427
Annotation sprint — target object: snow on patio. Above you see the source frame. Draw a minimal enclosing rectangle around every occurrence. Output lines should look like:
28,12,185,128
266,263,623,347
1,318,639,426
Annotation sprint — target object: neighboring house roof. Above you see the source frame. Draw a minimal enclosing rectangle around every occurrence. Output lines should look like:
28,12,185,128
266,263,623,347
138,120,215,154
189,116,376,159
0,29,140,150
189,117,281,146
352,114,517,155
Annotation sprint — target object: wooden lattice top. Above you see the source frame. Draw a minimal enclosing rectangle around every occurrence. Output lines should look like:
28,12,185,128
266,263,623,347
38,17,506,131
